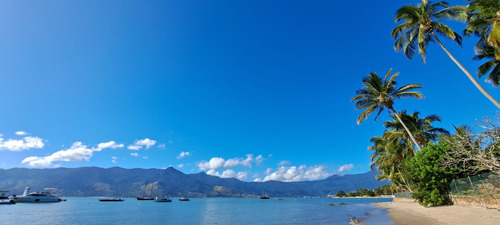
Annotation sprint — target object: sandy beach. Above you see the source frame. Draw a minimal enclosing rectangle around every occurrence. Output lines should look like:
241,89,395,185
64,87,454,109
373,202,500,225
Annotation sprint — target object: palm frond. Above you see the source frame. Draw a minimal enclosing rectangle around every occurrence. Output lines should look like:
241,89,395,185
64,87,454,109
432,22,463,45
435,5,466,21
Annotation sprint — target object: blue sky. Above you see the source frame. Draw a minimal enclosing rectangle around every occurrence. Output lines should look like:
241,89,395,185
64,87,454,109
0,0,497,182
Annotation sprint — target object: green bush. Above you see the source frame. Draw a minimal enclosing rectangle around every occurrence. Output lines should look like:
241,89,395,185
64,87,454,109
403,142,454,206
335,190,347,197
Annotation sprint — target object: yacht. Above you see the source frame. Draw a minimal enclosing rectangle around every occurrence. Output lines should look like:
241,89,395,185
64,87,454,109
9,187,63,203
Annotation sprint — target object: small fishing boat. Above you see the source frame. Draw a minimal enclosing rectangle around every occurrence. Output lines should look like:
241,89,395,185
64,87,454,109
154,197,172,202
178,197,190,201
260,193,270,199
98,198,124,202
136,181,155,200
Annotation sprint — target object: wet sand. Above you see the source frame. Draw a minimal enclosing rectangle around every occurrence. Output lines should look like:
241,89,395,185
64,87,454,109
373,202,500,225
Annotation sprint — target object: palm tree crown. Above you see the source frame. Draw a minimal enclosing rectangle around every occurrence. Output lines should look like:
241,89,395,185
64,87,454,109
383,111,449,149
392,0,500,109
352,69,423,124
464,0,500,59
473,41,500,86
352,69,423,151
392,0,465,63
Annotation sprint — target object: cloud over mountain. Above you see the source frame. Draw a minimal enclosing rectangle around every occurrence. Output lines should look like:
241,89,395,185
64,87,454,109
262,165,331,182
197,154,263,171
127,138,156,150
0,136,44,151
21,140,124,167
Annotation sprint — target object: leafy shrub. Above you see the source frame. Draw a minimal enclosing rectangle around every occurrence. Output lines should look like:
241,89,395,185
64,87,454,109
403,142,455,206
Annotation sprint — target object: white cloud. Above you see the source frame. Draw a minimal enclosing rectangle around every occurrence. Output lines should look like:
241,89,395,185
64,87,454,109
197,154,263,171
0,136,44,151
157,144,166,149
278,160,291,166
93,141,124,152
262,165,331,182
142,156,148,159
22,142,93,167
177,151,190,159
131,153,139,157
111,156,118,163
338,164,354,172
178,164,185,168
207,169,248,180
198,157,225,171
127,145,142,151
21,140,124,167
15,131,29,136
254,155,264,165
127,138,156,150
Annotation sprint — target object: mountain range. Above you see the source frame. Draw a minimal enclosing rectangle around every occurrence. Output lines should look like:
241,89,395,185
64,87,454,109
0,167,389,197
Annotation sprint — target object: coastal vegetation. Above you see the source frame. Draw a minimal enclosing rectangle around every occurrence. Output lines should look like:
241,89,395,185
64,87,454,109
334,185,393,198
353,0,500,207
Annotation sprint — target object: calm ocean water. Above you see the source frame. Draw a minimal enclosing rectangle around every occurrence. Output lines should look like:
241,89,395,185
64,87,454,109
0,197,394,225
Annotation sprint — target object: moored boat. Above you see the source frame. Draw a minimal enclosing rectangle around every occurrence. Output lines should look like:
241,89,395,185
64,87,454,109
98,198,124,202
9,187,63,203
0,191,10,200
154,197,172,202
0,191,15,205
178,197,190,201
0,200,16,205
136,181,155,201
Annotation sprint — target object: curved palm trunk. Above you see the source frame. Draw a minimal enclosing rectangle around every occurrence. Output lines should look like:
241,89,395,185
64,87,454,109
397,167,412,192
432,32,500,109
389,108,421,152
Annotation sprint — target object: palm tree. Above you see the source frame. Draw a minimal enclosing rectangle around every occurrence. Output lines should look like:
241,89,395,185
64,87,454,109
464,0,500,60
473,41,500,86
392,0,500,109
383,111,450,150
352,69,423,151
369,136,413,191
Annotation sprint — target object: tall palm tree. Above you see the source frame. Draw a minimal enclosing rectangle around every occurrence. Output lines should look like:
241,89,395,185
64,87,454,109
464,0,500,60
352,69,423,151
383,111,450,150
473,41,500,86
392,0,500,109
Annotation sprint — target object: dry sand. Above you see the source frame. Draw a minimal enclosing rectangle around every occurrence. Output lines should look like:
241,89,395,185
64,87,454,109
373,202,500,225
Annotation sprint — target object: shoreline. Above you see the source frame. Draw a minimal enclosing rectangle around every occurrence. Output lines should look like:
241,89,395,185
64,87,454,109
373,201,500,225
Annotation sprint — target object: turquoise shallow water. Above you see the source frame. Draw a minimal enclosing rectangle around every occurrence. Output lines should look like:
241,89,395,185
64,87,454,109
0,197,394,225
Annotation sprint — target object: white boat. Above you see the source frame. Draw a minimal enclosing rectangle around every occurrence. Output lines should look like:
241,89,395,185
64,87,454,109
0,191,15,205
9,187,63,203
0,191,9,200
154,197,172,202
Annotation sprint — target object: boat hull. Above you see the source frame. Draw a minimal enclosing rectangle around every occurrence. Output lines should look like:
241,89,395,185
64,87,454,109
10,196,61,203
99,199,124,202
